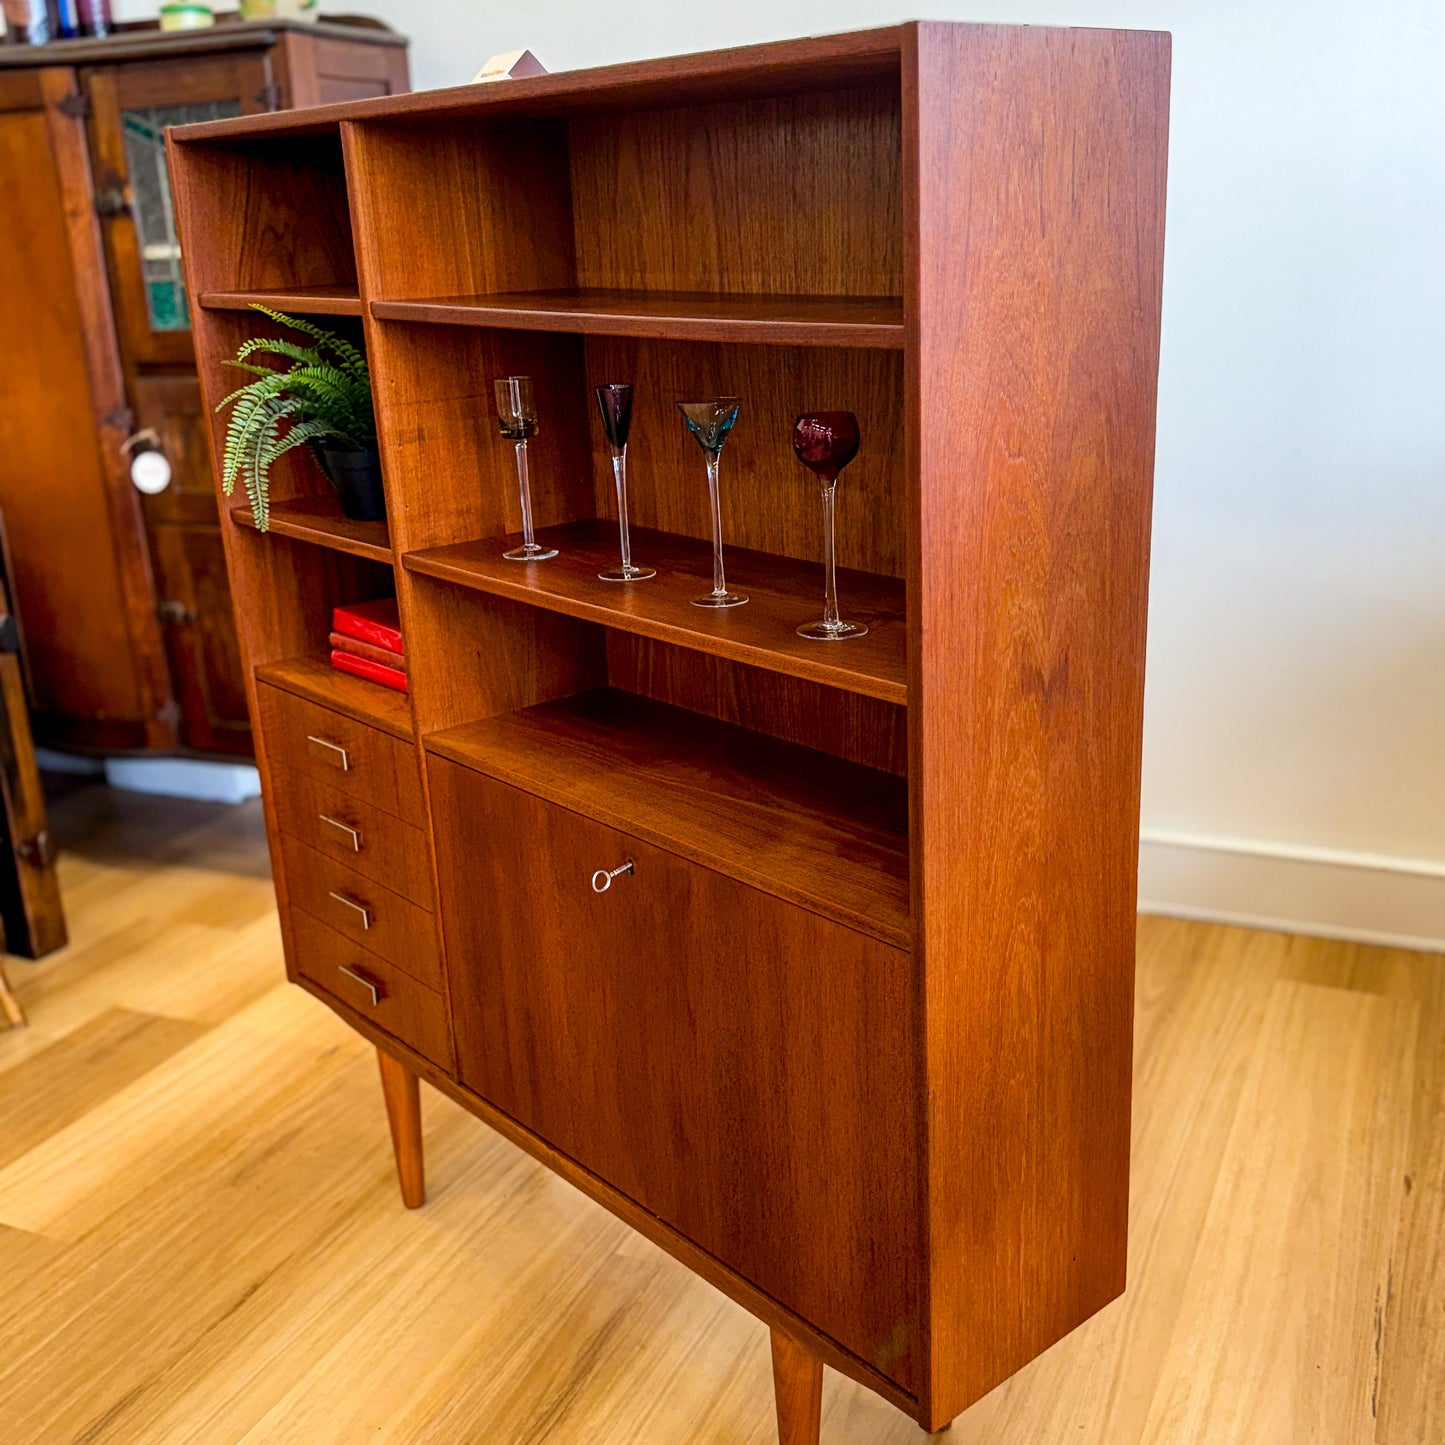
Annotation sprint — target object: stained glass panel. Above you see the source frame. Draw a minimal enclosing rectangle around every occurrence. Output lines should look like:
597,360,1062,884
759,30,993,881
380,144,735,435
121,99,243,332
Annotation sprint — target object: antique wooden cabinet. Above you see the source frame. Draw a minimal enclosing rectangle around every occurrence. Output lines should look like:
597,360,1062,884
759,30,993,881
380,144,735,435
170,23,1169,1439
0,16,406,754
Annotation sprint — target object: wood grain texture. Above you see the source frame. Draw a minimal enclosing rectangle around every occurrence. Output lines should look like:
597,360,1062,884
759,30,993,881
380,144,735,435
269,765,432,908
430,761,918,1389
0,72,171,750
905,24,1170,1424
1141,982,1416,1444
569,86,900,298
376,1046,426,1209
424,688,909,948
772,1330,825,1445
606,633,908,777
289,908,450,1071
403,520,906,705
171,27,907,142
254,656,413,743
257,680,423,823
371,289,903,349
232,496,393,564
2,790,1440,1444
278,835,440,992
200,285,364,316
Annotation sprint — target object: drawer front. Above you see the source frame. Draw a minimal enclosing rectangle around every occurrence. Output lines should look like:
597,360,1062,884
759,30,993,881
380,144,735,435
428,757,918,1390
279,834,441,992
270,764,433,907
257,682,423,824
290,908,452,1070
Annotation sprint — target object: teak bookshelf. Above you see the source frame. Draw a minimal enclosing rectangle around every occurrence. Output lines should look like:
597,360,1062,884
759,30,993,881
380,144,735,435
169,23,1169,1440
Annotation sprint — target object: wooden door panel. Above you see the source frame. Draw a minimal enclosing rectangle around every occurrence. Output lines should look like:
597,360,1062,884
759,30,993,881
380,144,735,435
131,373,250,753
429,759,920,1389
83,54,271,369
0,68,173,750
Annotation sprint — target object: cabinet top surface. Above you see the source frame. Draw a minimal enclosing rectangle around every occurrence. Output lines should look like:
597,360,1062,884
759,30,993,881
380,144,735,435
0,19,406,69
169,20,1167,143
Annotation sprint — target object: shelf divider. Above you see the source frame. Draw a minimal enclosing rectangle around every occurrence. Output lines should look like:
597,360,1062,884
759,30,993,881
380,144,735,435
425,688,910,948
403,520,906,706
371,288,904,349
231,496,393,564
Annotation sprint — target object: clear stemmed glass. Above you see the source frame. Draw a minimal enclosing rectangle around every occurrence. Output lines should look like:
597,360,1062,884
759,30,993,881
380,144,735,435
677,398,746,608
792,411,867,640
494,375,557,562
595,383,655,582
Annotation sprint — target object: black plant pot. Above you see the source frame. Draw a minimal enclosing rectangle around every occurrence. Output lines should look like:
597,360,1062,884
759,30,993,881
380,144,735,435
316,443,386,522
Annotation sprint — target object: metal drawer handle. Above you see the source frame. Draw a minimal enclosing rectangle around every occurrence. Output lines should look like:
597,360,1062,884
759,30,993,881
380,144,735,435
307,735,350,771
319,814,360,852
328,891,372,930
591,859,634,893
338,963,383,1007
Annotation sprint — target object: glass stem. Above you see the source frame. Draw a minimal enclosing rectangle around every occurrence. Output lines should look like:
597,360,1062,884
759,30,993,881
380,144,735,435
515,439,536,549
705,452,727,598
820,481,841,629
612,447,632,571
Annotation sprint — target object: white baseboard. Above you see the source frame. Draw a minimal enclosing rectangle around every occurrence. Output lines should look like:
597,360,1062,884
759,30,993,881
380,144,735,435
1138,830,1445,953
103,758,262,805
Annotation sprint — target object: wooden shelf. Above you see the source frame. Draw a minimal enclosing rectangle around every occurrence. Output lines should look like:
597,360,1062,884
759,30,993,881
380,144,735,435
255,655,412,741
231,496,393,564
404,520,906,706
370,288,904,349
425,688,909,948
199,285,363,316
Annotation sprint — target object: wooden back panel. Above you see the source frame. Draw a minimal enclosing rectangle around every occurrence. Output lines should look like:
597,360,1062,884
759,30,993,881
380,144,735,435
906,23,1169,1424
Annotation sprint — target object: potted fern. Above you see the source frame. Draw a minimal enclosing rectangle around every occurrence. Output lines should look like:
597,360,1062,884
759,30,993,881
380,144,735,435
215,306,383,529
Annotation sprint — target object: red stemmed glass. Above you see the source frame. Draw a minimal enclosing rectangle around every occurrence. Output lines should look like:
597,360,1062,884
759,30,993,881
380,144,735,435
792,411,867,640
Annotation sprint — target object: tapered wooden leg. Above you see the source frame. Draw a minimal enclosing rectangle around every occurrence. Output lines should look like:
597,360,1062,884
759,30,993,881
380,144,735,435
770,1328,822,1445
376,1047,425,1208
0,961,24,1029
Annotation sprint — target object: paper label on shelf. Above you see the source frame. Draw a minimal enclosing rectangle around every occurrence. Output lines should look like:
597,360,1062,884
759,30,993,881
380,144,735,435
473,49,548,84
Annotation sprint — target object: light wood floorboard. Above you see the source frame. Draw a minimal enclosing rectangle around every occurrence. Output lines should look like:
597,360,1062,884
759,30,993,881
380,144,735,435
0,782,1441,1442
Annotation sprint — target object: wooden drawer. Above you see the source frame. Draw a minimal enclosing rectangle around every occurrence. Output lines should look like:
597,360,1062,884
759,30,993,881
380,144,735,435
270,764,433,907
279,834,441,992
290,908,452,1070
428,757,918,1389
256,681,422,824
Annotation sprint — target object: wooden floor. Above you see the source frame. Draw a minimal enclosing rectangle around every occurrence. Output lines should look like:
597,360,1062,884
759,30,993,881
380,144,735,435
0,782,1441,1444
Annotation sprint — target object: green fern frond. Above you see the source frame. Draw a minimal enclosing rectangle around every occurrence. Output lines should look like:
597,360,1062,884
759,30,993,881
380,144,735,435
213,308,376,530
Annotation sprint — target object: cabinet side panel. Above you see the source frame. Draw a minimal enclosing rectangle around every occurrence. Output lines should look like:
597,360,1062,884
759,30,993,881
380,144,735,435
906,23,1170,1424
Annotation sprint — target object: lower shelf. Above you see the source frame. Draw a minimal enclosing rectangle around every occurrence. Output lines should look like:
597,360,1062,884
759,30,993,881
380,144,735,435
423,688,909,948
255,656,413,742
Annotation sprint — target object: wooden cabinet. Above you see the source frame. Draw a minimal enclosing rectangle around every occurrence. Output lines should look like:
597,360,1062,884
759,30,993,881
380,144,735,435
0,18,406,755
171,24,1169,1441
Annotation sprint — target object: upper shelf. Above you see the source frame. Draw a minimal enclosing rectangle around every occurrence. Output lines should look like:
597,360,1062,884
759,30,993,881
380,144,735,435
403,519,906,706
425,688,910,948
231,496,392,565
370,289,905,349
199,285,363,317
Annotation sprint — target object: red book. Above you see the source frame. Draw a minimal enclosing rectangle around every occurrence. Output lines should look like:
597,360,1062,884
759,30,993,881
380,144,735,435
330,648,408,694
332,598,403,655
329,631,408,674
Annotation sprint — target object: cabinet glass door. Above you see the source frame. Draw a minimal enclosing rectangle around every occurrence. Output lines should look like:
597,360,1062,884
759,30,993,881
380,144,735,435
83,53,273,368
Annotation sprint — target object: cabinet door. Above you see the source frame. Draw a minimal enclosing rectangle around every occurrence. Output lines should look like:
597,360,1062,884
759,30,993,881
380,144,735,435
133,374,251,754
429,759,920,1390
83,54,272,368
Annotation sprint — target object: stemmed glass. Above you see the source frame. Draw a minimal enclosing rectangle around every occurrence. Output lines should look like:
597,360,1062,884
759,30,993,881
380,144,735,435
595,383,655,582
792,411,867,640
677,398,746,608
493,375,557,562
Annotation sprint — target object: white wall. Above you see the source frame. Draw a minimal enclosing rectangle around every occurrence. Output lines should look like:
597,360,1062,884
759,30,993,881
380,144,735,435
115,2,1445,943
